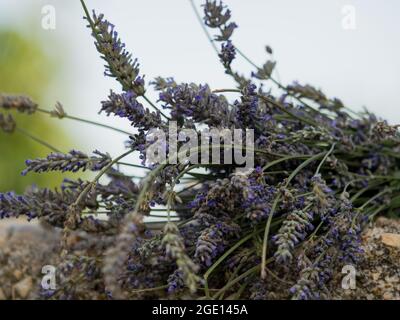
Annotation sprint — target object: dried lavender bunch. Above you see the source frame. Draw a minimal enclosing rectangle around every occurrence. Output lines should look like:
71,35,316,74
0,0,399,301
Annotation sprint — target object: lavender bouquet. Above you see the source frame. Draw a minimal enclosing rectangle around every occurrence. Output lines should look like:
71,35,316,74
0,0,399,300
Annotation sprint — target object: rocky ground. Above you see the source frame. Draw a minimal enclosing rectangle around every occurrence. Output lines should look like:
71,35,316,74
331,217,400,300
0,219,60,299
0,217,399,300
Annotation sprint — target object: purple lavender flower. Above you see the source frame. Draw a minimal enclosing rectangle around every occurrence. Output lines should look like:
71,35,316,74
234,83,260,129
101,90,162,131
203,0,232,29
219,40,236,68
158,83,232,127
202,1,238,70
195,221,240,267
0,184,95,225
0,94,38,114
21,150,111,176
203,1,237,41
167,269,185,294
89,11,145,95
274,209,314,264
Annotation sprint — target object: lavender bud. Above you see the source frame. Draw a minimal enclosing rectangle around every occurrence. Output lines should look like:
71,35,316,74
0,94,38,114
22,150,111,176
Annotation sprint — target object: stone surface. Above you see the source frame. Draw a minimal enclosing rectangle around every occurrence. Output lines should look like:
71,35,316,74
383,292,393,300
330,217,400,300
381,233,400,248
13,277,33,299
0,288,6,300
0,218,60,300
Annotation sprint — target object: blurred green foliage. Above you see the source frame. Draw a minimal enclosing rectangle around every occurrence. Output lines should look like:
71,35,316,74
0,30,70,192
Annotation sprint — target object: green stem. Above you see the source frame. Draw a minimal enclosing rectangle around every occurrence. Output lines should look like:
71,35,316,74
189,0,219,55
16,127,61,152
37,108,133,136
203,231,256,298
212,264,261,299
116,161,151,170
130,285,168,294
315,143,336,175
350,180,388,202
235,47,259,69
177,180,202,195
357,188,391,211
262,154,313,172
368,204,388,220
212,89,241,94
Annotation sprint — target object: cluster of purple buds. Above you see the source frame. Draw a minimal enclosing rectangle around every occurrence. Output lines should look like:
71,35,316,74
167,269,185,294
233,83,260,128
289,276,317,300
273,209,314,264
219,40,236,68
0,184,96,225
162,222,200,293
0,94,38,133
21,150,111,176
203,1,237,68
101,90,161,131
158,83,231,127
90,11,145,95
203,0,237,41
0,94,38,114
194,221,240,267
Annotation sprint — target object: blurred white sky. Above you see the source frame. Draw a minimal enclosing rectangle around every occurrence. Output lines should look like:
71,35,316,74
0,0,399,162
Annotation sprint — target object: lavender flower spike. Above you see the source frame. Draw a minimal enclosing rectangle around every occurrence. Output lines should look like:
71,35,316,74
203,0,237,41
101,90,162,131
89,11,145,96
22,150,111,176
0,94,38,114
